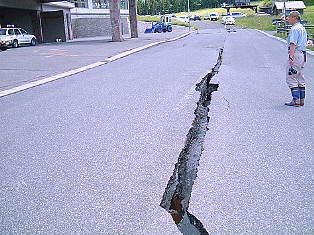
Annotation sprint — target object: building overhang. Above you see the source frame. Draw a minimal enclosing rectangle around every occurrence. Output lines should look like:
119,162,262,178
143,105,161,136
41,1,75,9
39,0,68,3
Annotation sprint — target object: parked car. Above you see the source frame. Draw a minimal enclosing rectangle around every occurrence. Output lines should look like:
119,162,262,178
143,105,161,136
204,13,211,20
210,12,220,21
0,26,37,48
255,12,271,16
272,18,283,25
229,12,247,18
192,15,201,21
1,41,8,51
177,16,189,23
171,14,177,20
222,16,235,25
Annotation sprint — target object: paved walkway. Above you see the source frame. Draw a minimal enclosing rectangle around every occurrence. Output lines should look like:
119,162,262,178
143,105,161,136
0,26,192,97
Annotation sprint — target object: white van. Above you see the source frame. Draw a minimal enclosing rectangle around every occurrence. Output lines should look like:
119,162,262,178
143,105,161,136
178,16,189,23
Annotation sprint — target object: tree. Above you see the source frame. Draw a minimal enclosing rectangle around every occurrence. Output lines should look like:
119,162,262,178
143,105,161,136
129,0,138,38
109,0,123,42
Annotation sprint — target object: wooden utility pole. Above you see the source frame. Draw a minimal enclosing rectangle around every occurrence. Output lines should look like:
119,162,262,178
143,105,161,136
109,0,123,42
129,0,138,38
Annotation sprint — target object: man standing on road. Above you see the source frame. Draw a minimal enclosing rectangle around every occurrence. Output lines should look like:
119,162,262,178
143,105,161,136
285,11,307,106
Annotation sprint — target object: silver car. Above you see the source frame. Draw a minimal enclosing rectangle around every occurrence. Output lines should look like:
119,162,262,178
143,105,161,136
0,27,37,48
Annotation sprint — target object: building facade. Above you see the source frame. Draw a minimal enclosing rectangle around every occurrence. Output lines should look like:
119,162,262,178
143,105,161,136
0,0,74,43
0,0,130,43
273,1,306,15
70,0,130,38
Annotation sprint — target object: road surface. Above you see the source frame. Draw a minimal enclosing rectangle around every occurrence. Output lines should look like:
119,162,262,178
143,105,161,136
1,24,313,234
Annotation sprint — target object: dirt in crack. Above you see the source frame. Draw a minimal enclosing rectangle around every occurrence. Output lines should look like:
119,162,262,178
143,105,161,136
160,47,223,235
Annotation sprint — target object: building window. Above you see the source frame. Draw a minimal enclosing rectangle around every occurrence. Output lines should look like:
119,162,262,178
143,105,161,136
71,0,88,8
93,0,109,9
121,0,128,10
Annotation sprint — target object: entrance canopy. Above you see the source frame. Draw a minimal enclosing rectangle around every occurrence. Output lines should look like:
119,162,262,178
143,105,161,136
39,0,74,8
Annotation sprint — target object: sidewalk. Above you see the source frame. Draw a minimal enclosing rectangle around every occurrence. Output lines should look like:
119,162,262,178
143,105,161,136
0,27,192,97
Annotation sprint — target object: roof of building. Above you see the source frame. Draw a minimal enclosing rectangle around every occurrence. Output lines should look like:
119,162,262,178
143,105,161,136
274,1,306,10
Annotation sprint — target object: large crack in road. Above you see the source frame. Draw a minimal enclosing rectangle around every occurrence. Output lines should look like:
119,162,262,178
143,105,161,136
160,47,223,234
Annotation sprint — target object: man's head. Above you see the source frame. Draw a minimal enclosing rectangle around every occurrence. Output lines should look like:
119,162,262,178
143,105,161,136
288,11,301,25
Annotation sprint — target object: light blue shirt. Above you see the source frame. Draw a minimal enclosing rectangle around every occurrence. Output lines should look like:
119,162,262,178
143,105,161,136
287,22,307,53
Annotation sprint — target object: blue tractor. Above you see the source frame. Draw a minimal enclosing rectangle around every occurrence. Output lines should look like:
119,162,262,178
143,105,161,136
145,14,173,33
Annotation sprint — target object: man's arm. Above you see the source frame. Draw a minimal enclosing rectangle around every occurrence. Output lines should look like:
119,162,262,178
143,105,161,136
289,43,296,66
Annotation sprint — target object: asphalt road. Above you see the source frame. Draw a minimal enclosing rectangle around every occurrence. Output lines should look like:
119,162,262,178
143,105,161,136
190,27,314,234
1,23,314,234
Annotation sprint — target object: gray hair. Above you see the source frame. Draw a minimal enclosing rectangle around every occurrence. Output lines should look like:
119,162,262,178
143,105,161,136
289,11,301,21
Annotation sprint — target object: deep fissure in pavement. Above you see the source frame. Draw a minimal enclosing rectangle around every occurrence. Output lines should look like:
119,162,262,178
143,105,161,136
160,48,223,235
